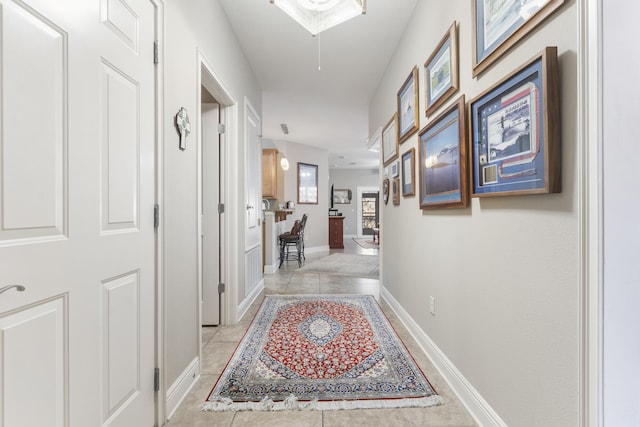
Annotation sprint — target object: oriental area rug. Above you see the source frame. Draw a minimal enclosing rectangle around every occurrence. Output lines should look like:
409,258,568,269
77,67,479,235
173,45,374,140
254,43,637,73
203,295,444,411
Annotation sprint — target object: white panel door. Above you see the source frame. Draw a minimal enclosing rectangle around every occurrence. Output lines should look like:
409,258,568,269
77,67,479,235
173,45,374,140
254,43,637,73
244,100,261,249
0,0,156,426
202,102,220,326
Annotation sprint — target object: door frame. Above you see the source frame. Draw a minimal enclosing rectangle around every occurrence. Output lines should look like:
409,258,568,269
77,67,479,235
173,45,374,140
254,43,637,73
356,186,379,238
196,49,238,332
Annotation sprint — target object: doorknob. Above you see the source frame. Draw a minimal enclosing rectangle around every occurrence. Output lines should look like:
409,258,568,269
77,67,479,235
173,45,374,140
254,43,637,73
0,285,26,295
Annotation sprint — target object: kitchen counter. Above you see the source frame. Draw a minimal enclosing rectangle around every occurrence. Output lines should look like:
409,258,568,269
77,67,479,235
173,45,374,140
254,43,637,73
264,209,294,222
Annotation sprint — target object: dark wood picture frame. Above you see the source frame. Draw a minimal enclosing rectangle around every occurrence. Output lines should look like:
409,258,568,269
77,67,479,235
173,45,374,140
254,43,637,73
297,162,318,204
397,66,419,144
425,21,459,117
401,148,415,197
468,47,560,197
392,178,400,206
472,0,564,77
419,96,468,209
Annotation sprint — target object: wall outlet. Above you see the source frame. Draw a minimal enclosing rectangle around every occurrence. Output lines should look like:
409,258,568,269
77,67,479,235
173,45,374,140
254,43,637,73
429,296,435,316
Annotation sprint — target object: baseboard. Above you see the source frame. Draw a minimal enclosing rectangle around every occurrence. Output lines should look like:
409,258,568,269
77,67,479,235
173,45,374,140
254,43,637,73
166,356,200,420
237,278,264,322
304,245,330,254
264,263,278,274
381,286,507,427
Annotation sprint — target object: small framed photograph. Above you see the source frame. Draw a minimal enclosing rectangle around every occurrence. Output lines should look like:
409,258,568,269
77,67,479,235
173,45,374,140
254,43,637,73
333,189,352,204
469,47,560,197
390,161,399,178
397,66,419,144
382,113,399,166
424,22,459,117
472,0,564,76
297,162,318,204
401,148,415,197
419,96,468,209
383,178,390,205
392,178,400,206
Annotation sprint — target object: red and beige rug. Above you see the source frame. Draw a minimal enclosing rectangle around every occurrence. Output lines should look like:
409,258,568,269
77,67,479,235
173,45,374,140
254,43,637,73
203,295,444,411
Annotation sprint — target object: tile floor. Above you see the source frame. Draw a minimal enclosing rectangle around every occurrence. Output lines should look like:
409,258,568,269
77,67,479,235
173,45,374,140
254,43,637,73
165,239,477,427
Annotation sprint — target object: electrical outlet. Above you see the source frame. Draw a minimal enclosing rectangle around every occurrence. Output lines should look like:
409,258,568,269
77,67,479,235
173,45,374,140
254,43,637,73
429,296,435,316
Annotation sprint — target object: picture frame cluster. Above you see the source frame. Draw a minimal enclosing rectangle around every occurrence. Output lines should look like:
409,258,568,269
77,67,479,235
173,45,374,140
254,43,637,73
380,2,564,210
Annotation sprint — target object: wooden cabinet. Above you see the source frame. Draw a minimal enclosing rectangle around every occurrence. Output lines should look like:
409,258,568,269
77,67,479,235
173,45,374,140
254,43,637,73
329,216,345,249
262,149,278,198
262,148,284,199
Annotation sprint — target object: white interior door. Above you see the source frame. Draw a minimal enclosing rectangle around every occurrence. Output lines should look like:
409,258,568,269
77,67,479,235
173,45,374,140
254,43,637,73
0,0,157,426
201,101,220,326
244,101,261,249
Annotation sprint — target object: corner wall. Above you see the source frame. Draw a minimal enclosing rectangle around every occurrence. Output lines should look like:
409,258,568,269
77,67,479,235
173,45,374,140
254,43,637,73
163,0,261,392
369,1,579,425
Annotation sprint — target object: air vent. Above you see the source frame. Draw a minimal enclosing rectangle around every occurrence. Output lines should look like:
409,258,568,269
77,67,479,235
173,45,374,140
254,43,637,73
280,124,289,134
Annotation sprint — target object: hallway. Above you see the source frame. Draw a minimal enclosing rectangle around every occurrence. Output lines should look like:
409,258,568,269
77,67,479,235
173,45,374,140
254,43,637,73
167,241,476,426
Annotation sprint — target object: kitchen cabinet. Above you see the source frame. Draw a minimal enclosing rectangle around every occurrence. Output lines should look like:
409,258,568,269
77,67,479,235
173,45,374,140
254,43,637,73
262,149,284,199
329,216,345,249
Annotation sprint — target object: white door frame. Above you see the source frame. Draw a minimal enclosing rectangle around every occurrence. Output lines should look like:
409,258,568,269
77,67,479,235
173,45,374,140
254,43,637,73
356,186,379,238
196,50,238,332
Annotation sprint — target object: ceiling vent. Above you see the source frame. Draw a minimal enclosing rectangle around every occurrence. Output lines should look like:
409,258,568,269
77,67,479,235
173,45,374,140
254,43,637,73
280,123,289,134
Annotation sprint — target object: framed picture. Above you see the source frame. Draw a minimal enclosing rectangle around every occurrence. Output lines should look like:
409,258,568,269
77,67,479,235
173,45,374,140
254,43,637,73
333,189,352,204
297,162,318,204
472,0,564,76
401,148,415,197
382,113,398,166
419,96,468,209
469,47,560,197
397,66,419,144
424,22,459,117
392,178,400,206
390,161,399,178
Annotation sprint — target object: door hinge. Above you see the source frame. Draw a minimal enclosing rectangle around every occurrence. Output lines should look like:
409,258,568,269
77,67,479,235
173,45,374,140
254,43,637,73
218,203,225,214
154,204,159,229
218,283,225,294
217,123,225,134
153,41,159,64
154,368,160,392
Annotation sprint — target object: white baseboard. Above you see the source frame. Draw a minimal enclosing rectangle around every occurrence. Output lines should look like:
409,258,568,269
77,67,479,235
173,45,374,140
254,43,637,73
304,245,330,254
381,286,507,427
264,263,278,274
237,278,264,322
166,356,200,420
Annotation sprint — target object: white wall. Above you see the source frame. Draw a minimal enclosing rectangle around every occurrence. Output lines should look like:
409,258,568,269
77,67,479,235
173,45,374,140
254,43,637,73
602,1,640,424
329,168,379,236
164,0,261,388
369,1,579,425
276,141,330,251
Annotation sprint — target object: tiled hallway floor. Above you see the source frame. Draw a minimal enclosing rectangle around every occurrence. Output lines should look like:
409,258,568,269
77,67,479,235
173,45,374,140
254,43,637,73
165,240,477,426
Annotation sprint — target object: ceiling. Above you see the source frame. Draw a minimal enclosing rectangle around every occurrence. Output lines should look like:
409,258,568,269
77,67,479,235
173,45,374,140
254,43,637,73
219,0,418,169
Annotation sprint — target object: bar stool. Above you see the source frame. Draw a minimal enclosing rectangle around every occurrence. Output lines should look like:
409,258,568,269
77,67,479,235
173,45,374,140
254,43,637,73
278,214,308,268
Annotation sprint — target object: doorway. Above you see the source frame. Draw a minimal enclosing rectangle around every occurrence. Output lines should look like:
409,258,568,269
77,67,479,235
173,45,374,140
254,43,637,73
357,187,380,238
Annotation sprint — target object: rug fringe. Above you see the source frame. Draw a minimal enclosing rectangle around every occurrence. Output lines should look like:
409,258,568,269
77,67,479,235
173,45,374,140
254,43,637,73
201,394,445,412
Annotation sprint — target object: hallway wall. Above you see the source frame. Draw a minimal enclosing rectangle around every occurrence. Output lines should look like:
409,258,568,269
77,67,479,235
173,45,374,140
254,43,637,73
164,0,261,391
329,168,379,237
369,1,579,425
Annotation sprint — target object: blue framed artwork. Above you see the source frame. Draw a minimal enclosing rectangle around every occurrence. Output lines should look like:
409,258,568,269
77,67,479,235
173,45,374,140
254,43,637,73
397,66,419,144
472,0,564,77
469,47,560,197
424,22,459,117
419,96,468,210
401,148,415,197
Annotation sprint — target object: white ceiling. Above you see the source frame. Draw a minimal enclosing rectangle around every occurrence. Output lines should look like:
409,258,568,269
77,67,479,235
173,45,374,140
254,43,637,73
219,0,418,169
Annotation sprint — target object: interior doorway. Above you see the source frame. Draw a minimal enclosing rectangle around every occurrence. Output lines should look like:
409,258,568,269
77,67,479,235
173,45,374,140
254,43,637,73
200,88,221,326
357,187,380,238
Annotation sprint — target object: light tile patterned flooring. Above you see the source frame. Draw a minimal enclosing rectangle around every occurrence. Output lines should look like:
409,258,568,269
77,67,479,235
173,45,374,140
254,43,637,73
166,239,477,427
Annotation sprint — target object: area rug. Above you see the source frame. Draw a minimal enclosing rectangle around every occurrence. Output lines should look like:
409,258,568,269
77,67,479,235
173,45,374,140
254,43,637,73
203,295,443,411
297,253,379,278
353,237,379,250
